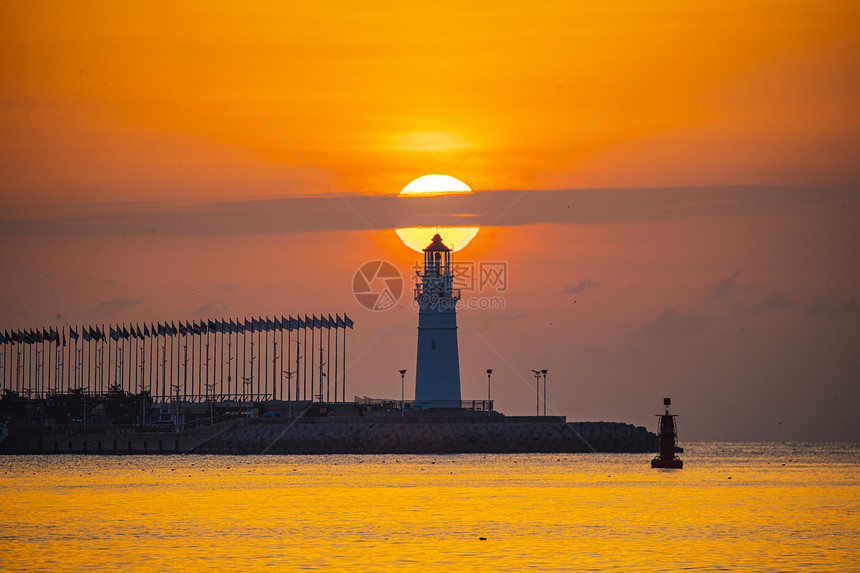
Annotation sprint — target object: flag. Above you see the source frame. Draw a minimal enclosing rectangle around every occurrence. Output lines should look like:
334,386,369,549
228,319,236,333
336,315,345,328
208,319,217,332
110,326,119,341
69,327,79,341
122,325,130,339
178,322,187,336
244,318,252,332
289,316,298,331
144,324,151,337
298,316,306,329
136,324,144,338
320,315,330,329
130,325,138,339
251,317,259,332
0,332,6,344
343,314,354,329
83,328,92,342
328,314,335,329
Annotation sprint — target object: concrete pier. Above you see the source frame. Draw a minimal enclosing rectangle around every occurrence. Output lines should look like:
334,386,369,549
0,417,656,455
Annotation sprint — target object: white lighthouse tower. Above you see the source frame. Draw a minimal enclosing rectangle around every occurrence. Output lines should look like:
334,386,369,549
414,234,462,405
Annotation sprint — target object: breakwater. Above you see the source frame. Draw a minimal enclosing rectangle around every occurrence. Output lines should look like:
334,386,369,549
1,417,657,454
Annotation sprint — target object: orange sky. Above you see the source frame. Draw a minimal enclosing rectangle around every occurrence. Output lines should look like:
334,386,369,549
1,1,859,440
2,0,859,207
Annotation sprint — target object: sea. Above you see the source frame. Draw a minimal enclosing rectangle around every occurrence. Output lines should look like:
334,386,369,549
0,442,857,572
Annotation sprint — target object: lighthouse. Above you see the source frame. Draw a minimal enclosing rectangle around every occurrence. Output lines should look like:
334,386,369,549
414,234,462,405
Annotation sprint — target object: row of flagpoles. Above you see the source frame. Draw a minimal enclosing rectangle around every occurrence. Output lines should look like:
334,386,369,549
0,314,354,404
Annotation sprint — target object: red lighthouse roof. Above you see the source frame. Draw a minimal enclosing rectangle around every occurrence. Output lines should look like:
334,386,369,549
423,234,451,252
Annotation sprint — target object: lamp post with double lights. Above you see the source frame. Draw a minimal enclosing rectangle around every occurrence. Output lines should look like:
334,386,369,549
486,369,493,417
541,369,548,416
399,369,407,417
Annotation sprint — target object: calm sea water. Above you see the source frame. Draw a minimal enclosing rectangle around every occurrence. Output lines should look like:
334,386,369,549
1,442,857,572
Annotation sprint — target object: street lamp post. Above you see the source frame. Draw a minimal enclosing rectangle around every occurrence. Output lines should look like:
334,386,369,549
531,370,541,416
541,369,548,416
399,369,407,417
283,370,293,418
486,369,493,417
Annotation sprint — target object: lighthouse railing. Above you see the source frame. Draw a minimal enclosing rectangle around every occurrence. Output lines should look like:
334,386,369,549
413,285,462,298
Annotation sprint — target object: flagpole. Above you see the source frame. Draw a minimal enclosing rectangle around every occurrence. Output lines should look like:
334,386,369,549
206,326,211,405
249,337,255,403
182,330,194,402
87,329,92,395
67,326,72,393
342,322,347,402
175,324,180,401
235,321,240,401
295,338,301,411
191,324,196,402
334,317,339,404
198,323,203,402
257,321,261,400
149,325,153,399
278,315,292,400
302,322,307,401
310,318,315,402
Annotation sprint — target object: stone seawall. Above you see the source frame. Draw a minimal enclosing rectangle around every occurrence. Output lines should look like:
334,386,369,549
1,418,657,455
192,418,657,454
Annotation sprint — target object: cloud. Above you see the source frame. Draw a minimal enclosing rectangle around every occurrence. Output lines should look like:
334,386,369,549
712,271,741,298
192,300,231,318
1,184,853,238
93,297,139,318
641,308,710,339
807,295,859,319
733,293,793,316
565,279,600,294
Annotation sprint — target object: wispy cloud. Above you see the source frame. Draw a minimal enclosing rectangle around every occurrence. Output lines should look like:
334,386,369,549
564,279,600,294
641,308,710,339
807,294,859,319
1,184,853,238
733,293,794,316
192,300,231,318
93,297,139,318
712,271,741,298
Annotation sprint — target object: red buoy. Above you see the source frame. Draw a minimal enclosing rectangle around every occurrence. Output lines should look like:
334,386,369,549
651,397,683,469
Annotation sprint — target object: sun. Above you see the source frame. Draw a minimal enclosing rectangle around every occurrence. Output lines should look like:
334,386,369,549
395,175,480,253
